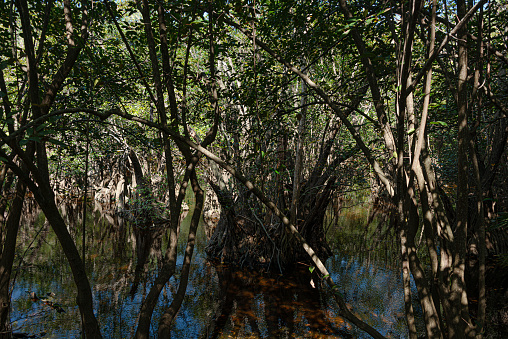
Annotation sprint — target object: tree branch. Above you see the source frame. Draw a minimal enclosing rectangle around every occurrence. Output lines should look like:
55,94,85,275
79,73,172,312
406,0,487,96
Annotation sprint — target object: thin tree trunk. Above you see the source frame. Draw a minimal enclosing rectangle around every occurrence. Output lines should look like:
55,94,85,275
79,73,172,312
394,2,435,336
0,180,26,334
34,184,102,338
411,0,444,331
470,124,486,339
471,6,486,337
134,2,222,336
399,228,418,339
290,77,307,227
338,0,397,157
453,0,473,337
133,2,181,335
158,168,204,337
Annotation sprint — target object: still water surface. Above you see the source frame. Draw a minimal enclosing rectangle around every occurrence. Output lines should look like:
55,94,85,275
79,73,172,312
11,204,411,338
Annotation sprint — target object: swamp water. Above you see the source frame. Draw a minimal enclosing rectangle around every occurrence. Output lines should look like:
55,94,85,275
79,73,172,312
10,203,414,338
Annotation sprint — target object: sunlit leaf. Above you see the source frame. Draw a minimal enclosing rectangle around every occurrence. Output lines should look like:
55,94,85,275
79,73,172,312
429,121,448,127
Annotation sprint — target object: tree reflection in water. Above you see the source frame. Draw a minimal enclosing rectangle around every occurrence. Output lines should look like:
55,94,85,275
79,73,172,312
11,205,408,338
202,265,352,339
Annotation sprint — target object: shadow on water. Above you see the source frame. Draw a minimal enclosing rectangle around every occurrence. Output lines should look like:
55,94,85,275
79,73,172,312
10,202,410,338
200,265,352,339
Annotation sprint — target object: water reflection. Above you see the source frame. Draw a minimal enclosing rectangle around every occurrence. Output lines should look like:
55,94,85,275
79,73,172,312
10,206,409,338
327,255,408,338
201,265,352,338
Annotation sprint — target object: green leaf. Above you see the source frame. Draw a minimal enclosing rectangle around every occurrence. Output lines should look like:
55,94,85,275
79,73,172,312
429,121,448,127
407,127,416,135
309,266,315,273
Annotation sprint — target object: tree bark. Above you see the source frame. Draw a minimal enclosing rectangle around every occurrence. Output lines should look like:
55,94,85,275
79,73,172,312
453,0,473,337
290,77,307,227
470,6,486,337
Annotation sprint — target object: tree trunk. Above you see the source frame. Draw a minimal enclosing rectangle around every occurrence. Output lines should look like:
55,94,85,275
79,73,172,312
158,169,204,337
34,185,102,338
453,0,474,337
0,180,26,335
290,76,307,227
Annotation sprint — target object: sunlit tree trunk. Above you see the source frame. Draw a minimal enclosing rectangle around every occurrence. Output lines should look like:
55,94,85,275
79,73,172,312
410,0,446,334
452,0,474,337
394,3,418,337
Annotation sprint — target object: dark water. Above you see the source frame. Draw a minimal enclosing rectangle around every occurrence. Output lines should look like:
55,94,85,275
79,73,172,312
10,204,410,338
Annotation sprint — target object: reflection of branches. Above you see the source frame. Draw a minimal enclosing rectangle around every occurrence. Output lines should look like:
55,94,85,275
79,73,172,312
201,266,352,339
11,219,49,295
